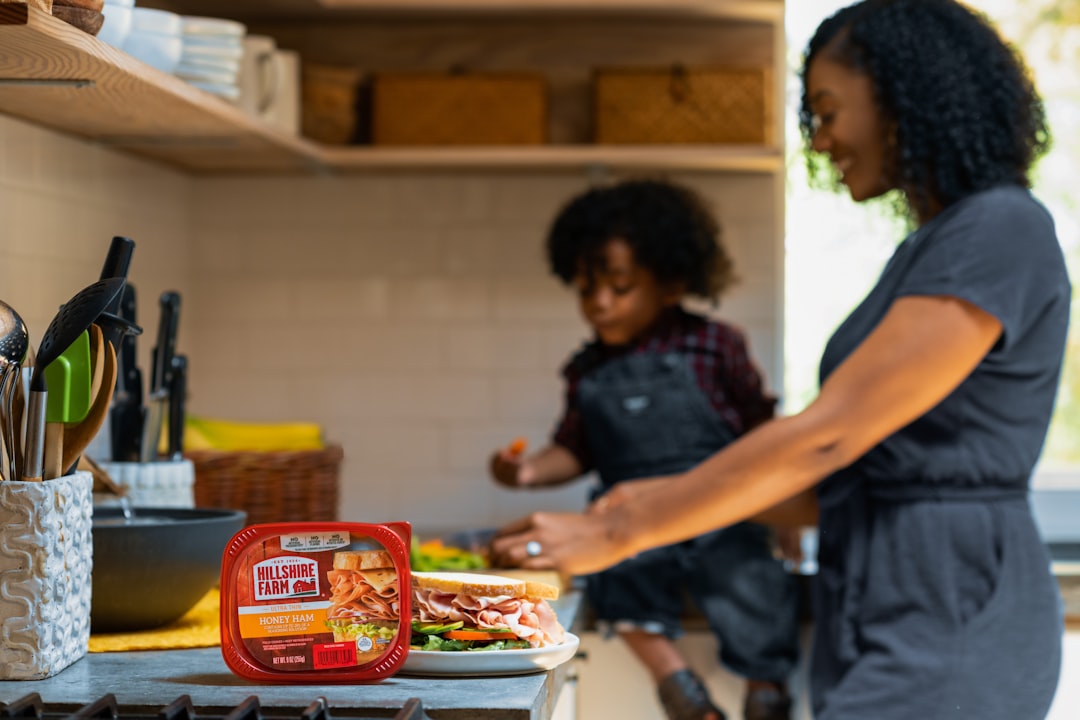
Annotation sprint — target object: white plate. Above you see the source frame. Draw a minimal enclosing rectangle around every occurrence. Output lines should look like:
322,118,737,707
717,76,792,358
176,54,241,73
182,34,244,50
181,43,244,60
181,15,246,39
399,632,580,677
175,64,237,84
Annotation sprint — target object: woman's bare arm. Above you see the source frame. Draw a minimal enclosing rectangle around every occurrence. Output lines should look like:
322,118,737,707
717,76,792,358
493,295,1003,573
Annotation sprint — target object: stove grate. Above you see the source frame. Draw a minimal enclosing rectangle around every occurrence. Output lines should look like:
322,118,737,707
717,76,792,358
0,694,431,720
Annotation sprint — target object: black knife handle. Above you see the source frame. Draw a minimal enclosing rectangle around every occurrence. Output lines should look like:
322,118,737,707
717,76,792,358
168,355,187,460
111,283,143,462
116,284,138,388
151,291,181,395
99,236,135,286
96,237,136,350
111,366,144,462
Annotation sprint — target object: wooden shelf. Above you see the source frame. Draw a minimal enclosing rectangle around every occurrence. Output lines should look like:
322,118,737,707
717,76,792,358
321,145,783,173
0,3,322,173
145,0,783,23
312,0,783,21
0,3,782,175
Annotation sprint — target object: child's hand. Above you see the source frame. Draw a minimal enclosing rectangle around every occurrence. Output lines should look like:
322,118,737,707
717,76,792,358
490,437,529,488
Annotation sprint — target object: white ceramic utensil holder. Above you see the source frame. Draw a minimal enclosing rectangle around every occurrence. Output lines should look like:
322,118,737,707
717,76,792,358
0,471,93,680
94,459,195,508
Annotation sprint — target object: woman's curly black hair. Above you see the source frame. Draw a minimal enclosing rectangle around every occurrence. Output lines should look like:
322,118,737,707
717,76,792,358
798,0,1050,220
546,179,735,302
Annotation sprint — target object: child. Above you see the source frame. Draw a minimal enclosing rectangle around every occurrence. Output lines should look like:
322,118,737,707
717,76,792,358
489,179,800,720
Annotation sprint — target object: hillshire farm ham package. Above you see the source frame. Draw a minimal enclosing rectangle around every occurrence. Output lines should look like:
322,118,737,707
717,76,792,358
219,522,411,683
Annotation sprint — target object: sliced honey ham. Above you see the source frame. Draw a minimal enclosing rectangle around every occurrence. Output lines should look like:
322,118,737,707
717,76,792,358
328,568,398,621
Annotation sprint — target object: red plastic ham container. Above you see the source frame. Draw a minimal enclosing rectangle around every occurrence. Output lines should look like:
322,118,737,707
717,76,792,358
219,521,411,683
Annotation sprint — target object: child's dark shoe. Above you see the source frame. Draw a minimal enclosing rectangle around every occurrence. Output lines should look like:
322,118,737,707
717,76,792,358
743,681,792,720
657,668,727,720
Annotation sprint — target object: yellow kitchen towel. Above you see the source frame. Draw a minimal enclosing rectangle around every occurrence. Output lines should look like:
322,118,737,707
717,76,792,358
181,416,324,452
88,588,220,652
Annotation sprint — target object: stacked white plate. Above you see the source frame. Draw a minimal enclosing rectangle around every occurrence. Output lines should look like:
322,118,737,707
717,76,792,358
176,15,247,101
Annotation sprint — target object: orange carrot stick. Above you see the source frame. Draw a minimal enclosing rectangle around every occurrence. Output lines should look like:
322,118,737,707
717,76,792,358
508,437,528,457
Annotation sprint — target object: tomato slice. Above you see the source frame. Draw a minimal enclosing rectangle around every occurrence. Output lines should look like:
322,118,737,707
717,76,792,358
443,630,517,641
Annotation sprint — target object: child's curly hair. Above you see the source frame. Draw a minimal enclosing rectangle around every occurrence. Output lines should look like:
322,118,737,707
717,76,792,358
546,179,735,302
798,0,1050,220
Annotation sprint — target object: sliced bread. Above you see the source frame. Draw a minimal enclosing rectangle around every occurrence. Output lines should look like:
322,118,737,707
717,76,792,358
413,570,558,600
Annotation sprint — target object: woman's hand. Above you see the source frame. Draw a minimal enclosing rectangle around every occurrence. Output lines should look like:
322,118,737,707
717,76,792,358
490,509,636,576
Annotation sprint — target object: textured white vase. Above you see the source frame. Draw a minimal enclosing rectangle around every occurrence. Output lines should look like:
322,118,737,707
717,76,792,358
0,471,93,679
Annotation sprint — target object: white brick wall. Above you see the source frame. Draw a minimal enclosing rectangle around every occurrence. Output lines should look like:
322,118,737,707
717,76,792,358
0,115,782,535
188,172,781,532
0,115,190,384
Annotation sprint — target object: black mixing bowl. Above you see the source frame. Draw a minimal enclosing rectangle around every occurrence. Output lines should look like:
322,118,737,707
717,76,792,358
91,506,246,632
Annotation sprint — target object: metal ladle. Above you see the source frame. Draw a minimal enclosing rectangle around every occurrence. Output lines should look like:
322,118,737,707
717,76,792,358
0,301,29,481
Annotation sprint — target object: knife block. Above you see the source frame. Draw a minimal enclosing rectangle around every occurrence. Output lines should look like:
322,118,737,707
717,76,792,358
0,471,92,679
94,459,194,509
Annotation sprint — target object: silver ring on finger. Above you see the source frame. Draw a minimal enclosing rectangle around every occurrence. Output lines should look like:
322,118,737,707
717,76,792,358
525,540,543,558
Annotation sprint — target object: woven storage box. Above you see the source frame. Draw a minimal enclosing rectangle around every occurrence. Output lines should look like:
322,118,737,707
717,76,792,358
302,63,366,145
594,65,772,145
372,72,547,146
188,445,343,526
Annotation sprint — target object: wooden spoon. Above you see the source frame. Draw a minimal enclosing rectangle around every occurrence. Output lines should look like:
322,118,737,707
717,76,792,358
78,454,125,496
88,323,104,401
62,336,116,473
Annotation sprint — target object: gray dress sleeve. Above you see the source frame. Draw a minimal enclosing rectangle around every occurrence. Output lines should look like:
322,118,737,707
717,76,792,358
895,185,1067,351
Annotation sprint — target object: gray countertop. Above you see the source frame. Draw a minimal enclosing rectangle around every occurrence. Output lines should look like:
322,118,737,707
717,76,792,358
0,591,584,720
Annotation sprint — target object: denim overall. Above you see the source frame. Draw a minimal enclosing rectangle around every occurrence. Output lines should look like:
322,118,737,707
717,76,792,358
579,351,800,681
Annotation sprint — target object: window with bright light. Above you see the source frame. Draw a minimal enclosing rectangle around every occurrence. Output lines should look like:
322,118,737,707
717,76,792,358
783,0,1080,489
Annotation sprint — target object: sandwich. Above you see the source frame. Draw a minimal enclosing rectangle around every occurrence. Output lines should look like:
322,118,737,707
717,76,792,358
325,550,400,661
410,571,566,651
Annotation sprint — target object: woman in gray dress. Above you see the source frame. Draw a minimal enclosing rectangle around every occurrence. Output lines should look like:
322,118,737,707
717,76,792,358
492,1,1069,718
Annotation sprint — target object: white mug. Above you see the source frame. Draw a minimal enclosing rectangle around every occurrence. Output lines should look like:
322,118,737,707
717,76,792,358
239,35,278,117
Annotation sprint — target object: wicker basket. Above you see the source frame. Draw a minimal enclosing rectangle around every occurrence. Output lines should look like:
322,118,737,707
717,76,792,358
594,65,772,145
371,72,547,146
188,445,343,526
301,63,366,145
